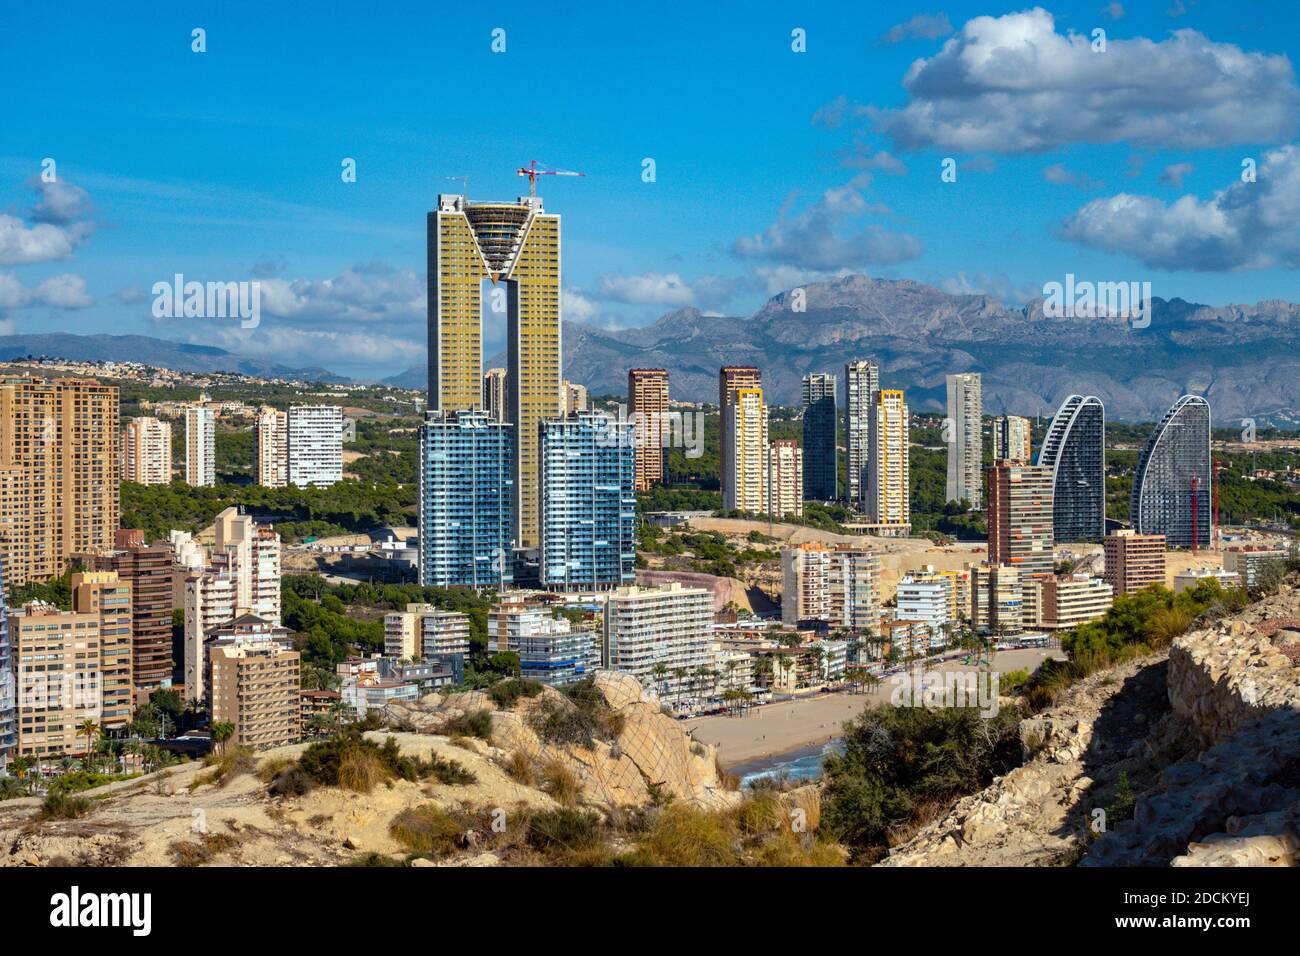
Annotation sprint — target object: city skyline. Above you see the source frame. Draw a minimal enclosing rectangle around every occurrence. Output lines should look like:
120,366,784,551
5,3,1300,383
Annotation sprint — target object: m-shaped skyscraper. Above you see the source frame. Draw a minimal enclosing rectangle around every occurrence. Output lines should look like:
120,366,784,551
427,193,562,549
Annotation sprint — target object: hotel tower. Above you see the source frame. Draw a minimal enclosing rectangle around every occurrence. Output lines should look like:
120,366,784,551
427,193,562,548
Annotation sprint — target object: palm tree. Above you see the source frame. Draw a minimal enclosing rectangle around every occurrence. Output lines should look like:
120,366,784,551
651,662,669,699
210,722,235,755
78,720,100,761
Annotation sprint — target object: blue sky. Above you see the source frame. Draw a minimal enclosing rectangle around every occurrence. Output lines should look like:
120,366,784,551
3,1,1299,379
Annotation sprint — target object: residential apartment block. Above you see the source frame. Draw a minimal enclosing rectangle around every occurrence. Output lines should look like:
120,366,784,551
0,376,120,586
602,583,715,706
765,439,803,518
628,368,669,491
383,604,471,660
123,416,172,485
945,373,982,509
867,389,909,529
181,508,281,702
780,543,881,632
185,404,215,487
1102,530,1167,595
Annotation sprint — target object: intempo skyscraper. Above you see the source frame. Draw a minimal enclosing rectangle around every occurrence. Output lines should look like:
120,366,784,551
427,189,563,549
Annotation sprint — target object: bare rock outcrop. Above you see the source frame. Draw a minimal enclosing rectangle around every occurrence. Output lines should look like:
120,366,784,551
385,670,738,811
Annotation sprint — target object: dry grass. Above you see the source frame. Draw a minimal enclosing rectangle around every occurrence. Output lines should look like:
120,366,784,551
540,758,581,807
625,804,737,867
172,832,240,867
389,804,463,858
256,756,296,783
337,748,389,794
504,750,534,785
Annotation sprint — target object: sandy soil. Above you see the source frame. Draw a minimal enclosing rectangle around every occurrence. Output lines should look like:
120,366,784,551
686,647,1064,769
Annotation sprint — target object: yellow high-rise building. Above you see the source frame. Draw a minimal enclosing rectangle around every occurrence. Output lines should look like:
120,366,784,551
427,194,561,548
0,376,120,585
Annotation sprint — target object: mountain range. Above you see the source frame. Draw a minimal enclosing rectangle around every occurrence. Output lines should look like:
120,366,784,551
0,333,345,383
539,276,1300,426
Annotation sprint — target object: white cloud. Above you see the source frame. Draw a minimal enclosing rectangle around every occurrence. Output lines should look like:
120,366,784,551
562,288,599,322
941,271,1039,306
254,262,424,326
596,271,696,306
1043,163,1103,190
29,178,94,225
733,176,923,270
879,13,953,45
1060,144,1300,271
869,8,1298,152
0,271,93,310
192,325,423,367
32,273,93,309
0,214,87,266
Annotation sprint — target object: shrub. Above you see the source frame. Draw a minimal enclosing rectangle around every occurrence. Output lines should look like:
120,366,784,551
267,766,314,798
821,704,1023,859
425,752,477,786
205,746,257,787
256,756,297,783
345,852,407,867
732,792,782,836
389,804,463,858
527,679,623,750
172,832,239,867
438,709,494,741
488,678,544,709
526,808,605,853
37,791,92,820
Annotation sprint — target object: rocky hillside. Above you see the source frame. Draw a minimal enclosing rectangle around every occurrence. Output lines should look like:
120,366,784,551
0,672,773,868
557,275,1300,425
883,583,1300,867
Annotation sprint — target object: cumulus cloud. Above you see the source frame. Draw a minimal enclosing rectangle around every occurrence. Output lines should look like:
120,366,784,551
596,272,695,307
562,288,599,322
869,7,1298,152
253,262,424,326
879,13,953,44
1059,144,1300,271
29,178,94,225
0,271,93,310
115,287,149,304
0,177,98,266
732,176,923,270
0,214,87,266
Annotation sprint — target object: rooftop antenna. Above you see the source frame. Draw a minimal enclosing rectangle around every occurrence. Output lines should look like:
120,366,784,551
444,175,469,199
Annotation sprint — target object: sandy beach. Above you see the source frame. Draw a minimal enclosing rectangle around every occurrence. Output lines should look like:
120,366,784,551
686,647,1063,770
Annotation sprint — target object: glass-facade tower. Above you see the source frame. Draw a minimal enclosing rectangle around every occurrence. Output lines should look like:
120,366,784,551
418,410,514,588
540,412,637,590
1037,395,1106,543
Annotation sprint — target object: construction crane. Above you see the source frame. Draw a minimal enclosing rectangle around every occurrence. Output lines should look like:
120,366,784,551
516,159,585,196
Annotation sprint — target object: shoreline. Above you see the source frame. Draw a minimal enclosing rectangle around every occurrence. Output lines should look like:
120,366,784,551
725,739,837,779
686,647,1065,771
